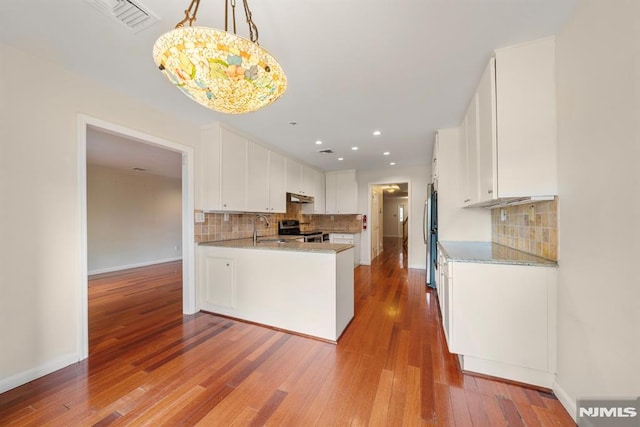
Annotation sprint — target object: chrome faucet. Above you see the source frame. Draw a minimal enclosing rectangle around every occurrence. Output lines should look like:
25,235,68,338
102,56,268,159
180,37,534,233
253,214,270,244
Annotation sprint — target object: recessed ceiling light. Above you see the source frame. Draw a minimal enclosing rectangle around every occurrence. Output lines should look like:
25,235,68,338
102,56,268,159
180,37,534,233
390,162,396,166
315,140,323,145
338,157,344,161
373,130,381,136
383,152,390,156
352,146,358,151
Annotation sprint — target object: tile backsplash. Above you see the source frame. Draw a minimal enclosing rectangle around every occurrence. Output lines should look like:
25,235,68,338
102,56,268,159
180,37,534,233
491,198,558,261
195,201,362,242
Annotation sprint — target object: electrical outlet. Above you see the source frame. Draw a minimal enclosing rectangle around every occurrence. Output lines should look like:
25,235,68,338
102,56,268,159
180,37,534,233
500,209,506,222
224,213,229,221
528,205,536,222
195,212,205,223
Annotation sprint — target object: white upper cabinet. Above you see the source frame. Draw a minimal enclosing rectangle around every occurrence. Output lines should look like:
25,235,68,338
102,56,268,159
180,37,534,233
477,58,497,203
220,127,248,211
460,94,480,206
200,126,222,211
268,151,286,213
326,170,358,214
246,141,270,212
285,158,302,194
300,165,315,196
313,169,326,214
461,37,558,207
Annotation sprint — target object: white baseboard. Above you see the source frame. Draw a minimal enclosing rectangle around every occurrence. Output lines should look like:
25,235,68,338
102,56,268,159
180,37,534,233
0,353,81,394
88,257,182,275
553,381,577,422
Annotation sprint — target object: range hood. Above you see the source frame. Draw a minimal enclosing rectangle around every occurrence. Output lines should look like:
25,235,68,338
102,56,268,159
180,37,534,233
288,193,314,204
469,195,555,209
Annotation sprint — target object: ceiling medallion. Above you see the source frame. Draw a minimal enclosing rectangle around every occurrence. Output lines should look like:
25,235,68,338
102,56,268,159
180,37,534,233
153,0,287,114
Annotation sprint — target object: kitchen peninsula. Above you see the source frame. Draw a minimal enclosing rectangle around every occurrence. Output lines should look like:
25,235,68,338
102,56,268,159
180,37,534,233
197,239,355,342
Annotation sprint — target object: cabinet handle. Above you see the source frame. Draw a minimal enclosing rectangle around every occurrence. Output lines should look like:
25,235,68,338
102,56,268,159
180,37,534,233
487,190,493,194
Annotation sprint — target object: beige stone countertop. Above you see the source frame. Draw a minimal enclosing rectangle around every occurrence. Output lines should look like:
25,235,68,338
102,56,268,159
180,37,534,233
438,241,558,267
198,237,355,254
319,230,362,234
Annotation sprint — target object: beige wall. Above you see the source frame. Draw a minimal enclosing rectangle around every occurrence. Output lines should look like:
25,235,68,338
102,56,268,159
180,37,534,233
0,43,200,391
87,165,182,274
357,166,429,268
554,0,640,413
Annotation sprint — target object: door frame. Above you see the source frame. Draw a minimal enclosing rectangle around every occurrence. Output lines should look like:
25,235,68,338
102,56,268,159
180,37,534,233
366,180,410,264
77,114,196,360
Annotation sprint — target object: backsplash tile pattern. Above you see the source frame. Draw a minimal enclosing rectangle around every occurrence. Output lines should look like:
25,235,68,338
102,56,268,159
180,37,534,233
491,198,558,261
195,201,362,242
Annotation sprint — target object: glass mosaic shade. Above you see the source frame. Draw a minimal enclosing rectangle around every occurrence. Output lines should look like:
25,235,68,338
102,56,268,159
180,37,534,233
153,26,286,114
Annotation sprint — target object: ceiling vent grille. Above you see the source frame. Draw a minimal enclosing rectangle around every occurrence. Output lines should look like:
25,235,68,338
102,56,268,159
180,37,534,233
86,0,159,33
318,149,334,154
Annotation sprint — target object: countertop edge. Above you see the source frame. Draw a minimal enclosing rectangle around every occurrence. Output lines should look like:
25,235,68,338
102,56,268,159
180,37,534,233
438,241,558,267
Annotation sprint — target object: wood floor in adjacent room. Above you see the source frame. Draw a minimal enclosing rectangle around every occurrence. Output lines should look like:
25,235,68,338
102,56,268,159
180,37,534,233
0,238,575,426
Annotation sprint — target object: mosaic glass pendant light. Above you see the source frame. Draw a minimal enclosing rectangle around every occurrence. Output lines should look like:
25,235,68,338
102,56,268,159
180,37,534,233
153,0,287,114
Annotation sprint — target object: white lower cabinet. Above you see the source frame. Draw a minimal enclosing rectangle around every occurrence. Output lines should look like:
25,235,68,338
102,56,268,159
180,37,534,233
437,253,557,388
201,256,235,309
329,233,360,267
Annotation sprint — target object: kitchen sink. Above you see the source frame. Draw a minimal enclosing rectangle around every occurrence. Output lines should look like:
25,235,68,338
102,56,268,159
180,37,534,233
257,238,288,243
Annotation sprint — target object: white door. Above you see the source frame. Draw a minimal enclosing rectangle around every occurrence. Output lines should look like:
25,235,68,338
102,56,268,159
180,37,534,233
398,203,407,237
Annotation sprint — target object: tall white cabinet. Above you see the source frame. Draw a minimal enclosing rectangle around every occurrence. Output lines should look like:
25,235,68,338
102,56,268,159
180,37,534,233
459,36,558,207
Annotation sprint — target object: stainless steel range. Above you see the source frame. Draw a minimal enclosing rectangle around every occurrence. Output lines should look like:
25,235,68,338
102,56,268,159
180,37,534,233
278,219,324,243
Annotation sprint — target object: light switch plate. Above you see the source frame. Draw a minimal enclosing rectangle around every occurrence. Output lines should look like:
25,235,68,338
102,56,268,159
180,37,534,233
195,212,205,223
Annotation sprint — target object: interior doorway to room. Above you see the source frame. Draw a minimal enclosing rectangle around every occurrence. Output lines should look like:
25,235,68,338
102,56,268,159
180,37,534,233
79,116,195,359
369,182,409,263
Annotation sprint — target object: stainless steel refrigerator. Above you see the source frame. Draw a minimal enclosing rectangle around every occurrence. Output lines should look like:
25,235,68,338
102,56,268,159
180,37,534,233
423,183,437,289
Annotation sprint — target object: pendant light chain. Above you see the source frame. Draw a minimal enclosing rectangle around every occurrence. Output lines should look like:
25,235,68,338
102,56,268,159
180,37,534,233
242,0,259,44
176,0,200,28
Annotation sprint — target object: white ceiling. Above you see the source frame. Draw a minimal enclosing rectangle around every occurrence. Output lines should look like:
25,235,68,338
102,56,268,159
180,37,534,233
0,0,577,172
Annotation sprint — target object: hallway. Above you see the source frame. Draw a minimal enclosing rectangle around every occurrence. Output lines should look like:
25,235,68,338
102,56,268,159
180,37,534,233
0,239,574,425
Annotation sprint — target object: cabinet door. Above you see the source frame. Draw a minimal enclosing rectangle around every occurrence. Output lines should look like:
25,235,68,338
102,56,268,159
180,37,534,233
246,142,269,212
336,171,358,213
458,115,470,205
325,173,337,214
300,165,315,196
477,59,497,203
313,170,326,214
201,256,235,309
465,94,480,204
269,151,286,213
495,37,557,197
285,158,302,194
220,128,247,211
200,127,221,211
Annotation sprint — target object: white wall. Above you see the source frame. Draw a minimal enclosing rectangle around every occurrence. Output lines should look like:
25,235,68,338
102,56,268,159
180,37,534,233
357,165,430,268
87,165,182,274
0,43,201,392
553,0,640,414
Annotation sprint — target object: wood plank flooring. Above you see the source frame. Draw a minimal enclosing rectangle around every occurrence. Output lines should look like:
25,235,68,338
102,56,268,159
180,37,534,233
0,238,575,425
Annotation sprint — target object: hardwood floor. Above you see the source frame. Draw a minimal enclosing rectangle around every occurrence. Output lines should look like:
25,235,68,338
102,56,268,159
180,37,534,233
0,238,575,426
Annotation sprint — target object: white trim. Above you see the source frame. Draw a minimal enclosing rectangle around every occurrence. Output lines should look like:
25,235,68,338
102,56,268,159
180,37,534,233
77,114,197,363
409,265,426,270
88,257,183,275
0,353,80,395
366,179,412,265
553,381,577,422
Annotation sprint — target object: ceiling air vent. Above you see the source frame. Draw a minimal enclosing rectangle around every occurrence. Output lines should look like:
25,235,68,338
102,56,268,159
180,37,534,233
86,0,159,33
318,149,334,154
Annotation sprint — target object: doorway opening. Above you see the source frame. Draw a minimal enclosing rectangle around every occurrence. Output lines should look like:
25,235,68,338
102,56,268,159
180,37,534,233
369,182,409,265
77,115,196,360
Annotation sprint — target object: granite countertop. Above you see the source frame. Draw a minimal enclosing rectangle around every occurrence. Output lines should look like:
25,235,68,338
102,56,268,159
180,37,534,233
199,237,354,254
320,229,361,234
438,241,558,267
